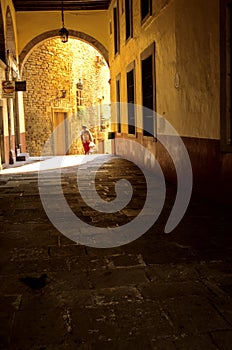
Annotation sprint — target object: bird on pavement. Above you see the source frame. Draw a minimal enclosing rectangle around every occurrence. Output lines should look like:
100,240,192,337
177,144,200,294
20,273,47,293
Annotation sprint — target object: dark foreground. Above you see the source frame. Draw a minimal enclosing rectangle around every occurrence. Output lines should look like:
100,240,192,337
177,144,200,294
0,155,231,350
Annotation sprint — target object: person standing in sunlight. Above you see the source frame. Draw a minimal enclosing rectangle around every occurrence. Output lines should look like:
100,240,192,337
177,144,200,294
80,125,93,155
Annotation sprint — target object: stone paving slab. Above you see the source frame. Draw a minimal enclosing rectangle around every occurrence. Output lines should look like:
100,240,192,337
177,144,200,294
0,294,22,349
160,295,230,334
10,294,66,350
169,333,219,350
210,330,232,350
91,336,154,350
138,280,206,299
145,263,200,282
88,267,149,289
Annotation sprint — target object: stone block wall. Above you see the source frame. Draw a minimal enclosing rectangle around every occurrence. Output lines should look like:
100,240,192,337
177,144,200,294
22,37,110,156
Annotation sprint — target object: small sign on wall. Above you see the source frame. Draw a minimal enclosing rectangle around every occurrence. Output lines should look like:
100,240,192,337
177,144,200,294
2,81,15,98
15,81,26,91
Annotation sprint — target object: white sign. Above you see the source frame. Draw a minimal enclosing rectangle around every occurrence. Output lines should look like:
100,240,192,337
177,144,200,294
2,81,15,98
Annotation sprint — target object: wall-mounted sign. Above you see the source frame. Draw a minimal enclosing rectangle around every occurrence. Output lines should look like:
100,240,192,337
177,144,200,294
2,81,15,98
15,81,26,91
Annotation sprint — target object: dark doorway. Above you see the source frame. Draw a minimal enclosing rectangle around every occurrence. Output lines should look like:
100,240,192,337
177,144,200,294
142,53,154,136
116,77,121,133
127,68,135,135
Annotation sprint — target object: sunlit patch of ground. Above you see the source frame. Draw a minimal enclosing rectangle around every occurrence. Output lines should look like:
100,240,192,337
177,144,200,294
0,154,109,175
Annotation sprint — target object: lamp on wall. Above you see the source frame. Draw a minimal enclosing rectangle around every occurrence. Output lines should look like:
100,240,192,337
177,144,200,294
59,1,69,43
60,89,67,98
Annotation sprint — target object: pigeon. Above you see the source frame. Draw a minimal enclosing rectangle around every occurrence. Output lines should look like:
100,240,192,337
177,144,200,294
20,273,47,293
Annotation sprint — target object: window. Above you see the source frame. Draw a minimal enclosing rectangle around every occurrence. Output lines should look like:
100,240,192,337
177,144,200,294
113,1,120,55
125,0,133,41
141,0,152,22
127,64,136,135
220,0,232,151
76,90,83,107
76,80,83,107
116,76,121,133
141,43,156,137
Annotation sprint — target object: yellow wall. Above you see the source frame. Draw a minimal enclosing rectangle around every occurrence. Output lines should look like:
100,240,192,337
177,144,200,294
16,10,109,56
109,0,220,139
15,0,221,139
174,0,220,139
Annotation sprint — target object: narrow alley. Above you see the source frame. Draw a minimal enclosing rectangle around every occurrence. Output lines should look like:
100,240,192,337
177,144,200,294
1,0,232,349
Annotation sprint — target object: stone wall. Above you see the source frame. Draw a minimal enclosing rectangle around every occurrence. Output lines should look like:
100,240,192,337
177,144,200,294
22,37,110,156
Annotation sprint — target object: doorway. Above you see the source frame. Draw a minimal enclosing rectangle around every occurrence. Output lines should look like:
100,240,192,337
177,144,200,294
52,111,68,155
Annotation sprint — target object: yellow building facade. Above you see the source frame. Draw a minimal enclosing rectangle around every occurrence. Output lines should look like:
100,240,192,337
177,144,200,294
108,0,231,201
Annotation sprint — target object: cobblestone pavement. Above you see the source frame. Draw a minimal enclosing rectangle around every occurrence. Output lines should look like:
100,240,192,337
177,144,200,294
0,155,231,350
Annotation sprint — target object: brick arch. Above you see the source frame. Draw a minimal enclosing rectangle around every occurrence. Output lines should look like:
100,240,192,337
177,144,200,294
19,29,109,74
0,6,6,62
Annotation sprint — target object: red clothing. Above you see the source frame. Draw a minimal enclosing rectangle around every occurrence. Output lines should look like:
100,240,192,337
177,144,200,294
82,141,90,154
81,128,93,155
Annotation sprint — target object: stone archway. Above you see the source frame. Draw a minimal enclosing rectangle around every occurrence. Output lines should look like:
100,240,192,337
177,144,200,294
6,6,17,60
20,35,111,156
0,5,6,165
19,29,109,75
0,5,6,63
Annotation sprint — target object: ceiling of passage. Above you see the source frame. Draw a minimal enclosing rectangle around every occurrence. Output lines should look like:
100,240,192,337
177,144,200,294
12,0,111,11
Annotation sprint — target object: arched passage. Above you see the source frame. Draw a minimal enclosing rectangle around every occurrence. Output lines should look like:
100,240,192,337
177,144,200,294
1,6,21,165
21,35,110,156
19,29,109,74
0,5,6,165
6,6,17,60
0,5,6,63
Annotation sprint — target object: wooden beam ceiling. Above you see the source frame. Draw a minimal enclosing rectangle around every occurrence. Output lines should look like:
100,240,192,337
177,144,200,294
12,0,111,12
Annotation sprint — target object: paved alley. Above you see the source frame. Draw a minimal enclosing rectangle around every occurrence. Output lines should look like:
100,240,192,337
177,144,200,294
0,155,231,350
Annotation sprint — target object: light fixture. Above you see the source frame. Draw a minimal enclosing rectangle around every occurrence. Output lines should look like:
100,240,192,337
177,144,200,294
60,89,66,98
59,1,69,43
